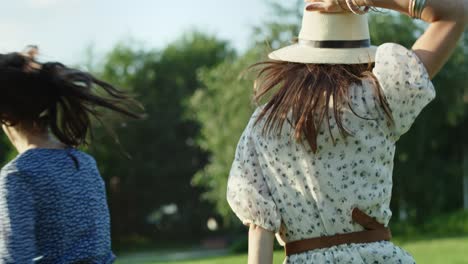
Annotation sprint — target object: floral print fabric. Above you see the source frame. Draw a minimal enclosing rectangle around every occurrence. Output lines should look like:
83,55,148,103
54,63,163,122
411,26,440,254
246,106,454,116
227,43,435,263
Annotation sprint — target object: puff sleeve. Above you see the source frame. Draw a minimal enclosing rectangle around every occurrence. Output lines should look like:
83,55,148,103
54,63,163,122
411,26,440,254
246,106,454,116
373,43,436,138
227,118,281,233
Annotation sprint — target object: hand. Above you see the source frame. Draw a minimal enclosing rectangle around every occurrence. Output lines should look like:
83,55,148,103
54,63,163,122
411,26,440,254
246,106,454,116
21,45,42,72
304,0,349,13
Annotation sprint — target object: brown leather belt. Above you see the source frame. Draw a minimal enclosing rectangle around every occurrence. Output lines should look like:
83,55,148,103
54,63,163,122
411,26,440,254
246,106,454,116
285,208,392,256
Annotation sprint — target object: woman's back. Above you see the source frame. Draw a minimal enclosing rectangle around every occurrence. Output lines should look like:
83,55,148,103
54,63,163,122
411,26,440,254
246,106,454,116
227,43,435,263
0,148,114,263
0,46,142,263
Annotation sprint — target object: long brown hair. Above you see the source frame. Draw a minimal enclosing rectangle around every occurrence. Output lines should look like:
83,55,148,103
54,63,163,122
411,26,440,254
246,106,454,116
252,61,393,153
0,47,144,146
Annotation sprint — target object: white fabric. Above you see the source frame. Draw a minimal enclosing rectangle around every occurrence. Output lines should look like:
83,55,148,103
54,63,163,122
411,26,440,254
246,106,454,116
227,43,435,263
299,12,371,41
269,45,377,65
269,11,377,64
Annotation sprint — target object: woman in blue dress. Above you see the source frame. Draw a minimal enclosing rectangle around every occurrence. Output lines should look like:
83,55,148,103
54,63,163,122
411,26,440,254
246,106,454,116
0,47,142,263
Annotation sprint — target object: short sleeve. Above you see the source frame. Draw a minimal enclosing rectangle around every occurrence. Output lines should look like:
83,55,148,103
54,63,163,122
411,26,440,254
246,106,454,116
373,43,436,138
226,118,281,233
0,171,37,263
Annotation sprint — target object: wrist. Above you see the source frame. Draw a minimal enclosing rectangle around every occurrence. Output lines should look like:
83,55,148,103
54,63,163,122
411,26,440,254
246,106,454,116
370,0,409,13
422,0,468,23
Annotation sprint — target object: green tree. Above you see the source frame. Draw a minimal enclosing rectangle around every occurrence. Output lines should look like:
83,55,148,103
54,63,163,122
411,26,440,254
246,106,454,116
191,49,263,220
88,32,235,243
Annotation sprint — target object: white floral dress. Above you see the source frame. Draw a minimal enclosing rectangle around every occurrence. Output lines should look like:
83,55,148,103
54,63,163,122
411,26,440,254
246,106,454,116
227,43,435,264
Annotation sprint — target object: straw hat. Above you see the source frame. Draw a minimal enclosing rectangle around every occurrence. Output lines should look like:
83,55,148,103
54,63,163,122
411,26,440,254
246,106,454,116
269,10,377,64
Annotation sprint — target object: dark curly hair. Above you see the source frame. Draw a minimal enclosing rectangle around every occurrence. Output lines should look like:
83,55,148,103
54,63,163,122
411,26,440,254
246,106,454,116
0,47,144,146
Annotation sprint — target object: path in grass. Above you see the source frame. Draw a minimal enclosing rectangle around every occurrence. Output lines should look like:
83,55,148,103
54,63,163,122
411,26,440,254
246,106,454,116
116,249,228,264
116,237,468,264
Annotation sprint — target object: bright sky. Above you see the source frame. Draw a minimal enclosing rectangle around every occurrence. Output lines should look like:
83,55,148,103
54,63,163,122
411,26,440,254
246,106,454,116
0,0,271,64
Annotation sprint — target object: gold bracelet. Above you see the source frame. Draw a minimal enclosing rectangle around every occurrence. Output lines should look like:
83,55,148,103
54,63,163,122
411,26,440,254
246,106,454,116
336,0,350,11
353,0,367,6
409,0,416,18
347,0,370,14
354,0,374,7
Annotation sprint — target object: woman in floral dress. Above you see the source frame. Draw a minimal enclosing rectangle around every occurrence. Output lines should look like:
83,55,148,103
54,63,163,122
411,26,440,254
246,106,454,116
227,0,467,263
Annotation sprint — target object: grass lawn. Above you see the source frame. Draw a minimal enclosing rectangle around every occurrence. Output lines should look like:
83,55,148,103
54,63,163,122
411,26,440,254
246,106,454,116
402,237,468,264
117,236,468,264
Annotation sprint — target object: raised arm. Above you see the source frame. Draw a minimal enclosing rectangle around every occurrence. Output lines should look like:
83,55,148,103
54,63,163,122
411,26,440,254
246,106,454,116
372,0,467,78
305,0,468,79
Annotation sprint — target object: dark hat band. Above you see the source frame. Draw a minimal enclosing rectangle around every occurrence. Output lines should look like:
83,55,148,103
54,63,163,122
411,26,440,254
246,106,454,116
298,39,371,49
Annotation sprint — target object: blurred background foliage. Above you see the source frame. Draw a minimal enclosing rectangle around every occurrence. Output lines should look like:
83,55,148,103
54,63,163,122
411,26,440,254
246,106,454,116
1,0,466,251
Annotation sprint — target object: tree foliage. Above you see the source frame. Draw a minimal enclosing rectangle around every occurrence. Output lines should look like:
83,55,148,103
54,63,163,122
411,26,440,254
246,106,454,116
88,32,235,242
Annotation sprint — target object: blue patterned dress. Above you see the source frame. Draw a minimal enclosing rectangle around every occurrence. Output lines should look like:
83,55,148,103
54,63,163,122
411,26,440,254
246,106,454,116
0,148,115,264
